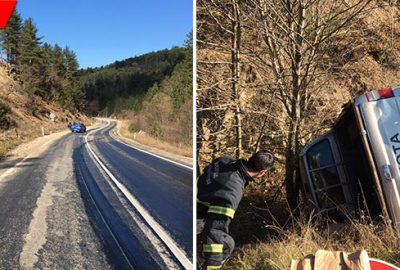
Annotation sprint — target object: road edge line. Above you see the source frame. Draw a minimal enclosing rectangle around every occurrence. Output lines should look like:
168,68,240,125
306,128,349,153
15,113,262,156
85,124,193,270
75,159,134,269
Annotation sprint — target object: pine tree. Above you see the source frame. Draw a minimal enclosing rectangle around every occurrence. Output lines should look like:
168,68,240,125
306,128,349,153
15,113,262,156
63,46,84,111
40,42,53,99
53,44,66,78
0,8,84,114
47,43,67,102
18,18,43,97
64,46,79,77
0,10,22,65
184,30,193,49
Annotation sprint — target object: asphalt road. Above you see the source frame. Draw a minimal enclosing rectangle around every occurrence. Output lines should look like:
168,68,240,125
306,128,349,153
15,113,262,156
0,121,193,270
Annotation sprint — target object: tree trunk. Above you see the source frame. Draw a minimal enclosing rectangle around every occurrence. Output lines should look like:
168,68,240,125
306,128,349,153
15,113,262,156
285,119,301,211
231,0,242,158
284,0,305,211
196,110,204,176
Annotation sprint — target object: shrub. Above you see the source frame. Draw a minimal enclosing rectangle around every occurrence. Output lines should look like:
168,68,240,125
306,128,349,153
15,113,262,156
0,100,11,129
25,98,40,117
150,121,163,137
370,49,398,69
128,123,139,133
0,139,21,159
126,111,149,132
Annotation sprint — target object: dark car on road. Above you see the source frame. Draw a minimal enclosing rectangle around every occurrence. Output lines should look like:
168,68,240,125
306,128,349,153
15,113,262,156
69,122,86,133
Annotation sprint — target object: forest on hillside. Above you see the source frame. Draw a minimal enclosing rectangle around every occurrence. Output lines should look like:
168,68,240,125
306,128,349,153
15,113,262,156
0,10,84,113
80,36,193,147
80,46,189,115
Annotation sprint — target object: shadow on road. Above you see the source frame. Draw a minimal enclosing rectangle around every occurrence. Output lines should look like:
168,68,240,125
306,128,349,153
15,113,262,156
0,157,41,170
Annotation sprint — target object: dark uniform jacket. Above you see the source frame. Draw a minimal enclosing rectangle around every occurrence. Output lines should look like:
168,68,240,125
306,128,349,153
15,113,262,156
197,157,254,269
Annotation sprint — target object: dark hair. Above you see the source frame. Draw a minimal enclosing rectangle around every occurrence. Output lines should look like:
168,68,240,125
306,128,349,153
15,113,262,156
246,151,274,172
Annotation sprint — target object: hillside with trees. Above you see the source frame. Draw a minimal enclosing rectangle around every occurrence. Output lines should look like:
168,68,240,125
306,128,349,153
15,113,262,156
1,10,84,112
0,9,87,157
197,0,400,268
80,37,193,150
80,47,187,114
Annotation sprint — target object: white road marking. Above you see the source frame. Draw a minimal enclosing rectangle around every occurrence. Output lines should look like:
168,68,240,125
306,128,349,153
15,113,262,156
0,134,60,181
109,125,192,170
0,155,32,181
76,161,134,269
85,124,193,270
92,159,178,269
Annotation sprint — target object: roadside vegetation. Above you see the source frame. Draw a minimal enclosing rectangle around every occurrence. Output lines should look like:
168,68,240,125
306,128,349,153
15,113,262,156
0,138,20,159
224,185,400,269
0,100,12,129
118,120,192,157
197,0,400,267
229,220,400,269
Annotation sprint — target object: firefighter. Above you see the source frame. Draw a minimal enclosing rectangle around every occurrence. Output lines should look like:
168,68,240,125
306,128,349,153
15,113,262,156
197,151,275,269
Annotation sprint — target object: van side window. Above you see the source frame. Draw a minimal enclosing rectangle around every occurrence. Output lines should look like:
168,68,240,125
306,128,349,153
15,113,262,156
306,140,346,210
307,140,335,170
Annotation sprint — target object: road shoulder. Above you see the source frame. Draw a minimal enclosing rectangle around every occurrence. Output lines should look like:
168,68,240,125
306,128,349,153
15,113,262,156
0,130,69,180
112,120,193,168
0,123,99,179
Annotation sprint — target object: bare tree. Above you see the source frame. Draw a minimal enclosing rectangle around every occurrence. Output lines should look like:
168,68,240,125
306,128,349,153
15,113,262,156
245,0,372,209
197,0,244,165
197,0,375,212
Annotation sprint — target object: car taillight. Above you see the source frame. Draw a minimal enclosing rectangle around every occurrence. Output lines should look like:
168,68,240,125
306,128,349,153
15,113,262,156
365,87,394,102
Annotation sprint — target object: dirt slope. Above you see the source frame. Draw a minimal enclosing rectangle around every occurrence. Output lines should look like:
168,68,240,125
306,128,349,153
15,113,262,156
0,64,89,147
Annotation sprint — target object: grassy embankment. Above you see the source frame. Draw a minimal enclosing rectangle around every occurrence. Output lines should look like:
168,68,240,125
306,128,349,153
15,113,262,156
118,119,192,158
224,187,400,269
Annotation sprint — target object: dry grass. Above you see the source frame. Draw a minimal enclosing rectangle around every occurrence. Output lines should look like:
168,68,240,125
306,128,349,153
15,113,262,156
0,138,21,159
226,202,400,269
118,119,192,157
228,220,400,269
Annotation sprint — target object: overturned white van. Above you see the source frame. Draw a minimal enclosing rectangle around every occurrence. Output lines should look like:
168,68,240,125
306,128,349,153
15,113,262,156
299,87,400,227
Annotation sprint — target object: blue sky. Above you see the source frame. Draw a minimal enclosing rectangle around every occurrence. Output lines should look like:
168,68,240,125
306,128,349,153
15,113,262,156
17,1,193,69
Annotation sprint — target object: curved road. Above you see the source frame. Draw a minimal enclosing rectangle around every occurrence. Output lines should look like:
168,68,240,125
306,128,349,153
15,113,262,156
0,121,193,269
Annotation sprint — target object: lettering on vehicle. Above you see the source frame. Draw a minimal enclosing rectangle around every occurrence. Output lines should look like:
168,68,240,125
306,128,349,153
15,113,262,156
390,133,400,167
